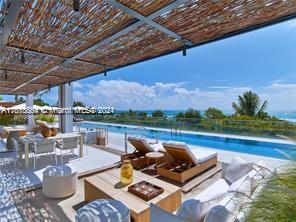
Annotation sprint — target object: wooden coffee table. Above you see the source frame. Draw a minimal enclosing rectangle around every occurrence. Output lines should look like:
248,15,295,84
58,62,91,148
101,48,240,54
84,168,181,222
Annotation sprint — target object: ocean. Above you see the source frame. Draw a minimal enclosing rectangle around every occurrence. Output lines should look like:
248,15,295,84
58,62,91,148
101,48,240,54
117,110,296,122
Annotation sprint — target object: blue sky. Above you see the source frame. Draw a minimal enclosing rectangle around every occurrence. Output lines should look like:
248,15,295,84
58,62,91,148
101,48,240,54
2,19,296,111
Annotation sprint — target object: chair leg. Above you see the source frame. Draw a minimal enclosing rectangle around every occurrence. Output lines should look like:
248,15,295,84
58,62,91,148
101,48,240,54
85,143,88,155
33,154,36,169
61,150,63,164
14,152,17,167
55,153,57,165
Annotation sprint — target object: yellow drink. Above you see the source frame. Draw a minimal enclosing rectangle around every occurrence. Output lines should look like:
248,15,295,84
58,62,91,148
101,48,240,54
121,160,133,184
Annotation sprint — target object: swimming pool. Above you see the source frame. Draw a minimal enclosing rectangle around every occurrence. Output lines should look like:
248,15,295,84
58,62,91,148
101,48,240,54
74,122,296,160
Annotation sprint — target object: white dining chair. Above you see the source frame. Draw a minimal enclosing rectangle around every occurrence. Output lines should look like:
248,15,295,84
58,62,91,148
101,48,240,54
30,138,57,169
56,137,79,164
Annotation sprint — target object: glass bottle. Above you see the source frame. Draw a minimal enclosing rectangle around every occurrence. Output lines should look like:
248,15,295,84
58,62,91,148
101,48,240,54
120,159,133,184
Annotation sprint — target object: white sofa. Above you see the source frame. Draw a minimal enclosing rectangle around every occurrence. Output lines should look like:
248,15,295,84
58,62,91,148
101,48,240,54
150,156,269,222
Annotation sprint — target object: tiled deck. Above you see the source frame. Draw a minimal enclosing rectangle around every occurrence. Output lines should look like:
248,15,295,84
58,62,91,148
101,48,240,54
0,134,290,221
0,143,120,222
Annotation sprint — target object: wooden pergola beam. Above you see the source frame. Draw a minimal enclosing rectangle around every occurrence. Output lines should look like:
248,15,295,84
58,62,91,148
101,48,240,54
9,0,192,94
106,0,193,46
7,46,111,68
0,0,25,52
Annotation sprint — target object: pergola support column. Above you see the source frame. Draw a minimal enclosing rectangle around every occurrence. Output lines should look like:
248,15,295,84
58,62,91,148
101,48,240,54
58,84,73,133
26,94,34,126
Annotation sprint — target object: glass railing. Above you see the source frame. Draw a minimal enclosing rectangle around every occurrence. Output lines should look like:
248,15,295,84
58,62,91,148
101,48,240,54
73,115,296,158
77,115,296,139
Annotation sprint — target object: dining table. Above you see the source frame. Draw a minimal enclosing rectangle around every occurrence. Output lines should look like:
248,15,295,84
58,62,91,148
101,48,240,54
2,127,27,150
19,132,84,168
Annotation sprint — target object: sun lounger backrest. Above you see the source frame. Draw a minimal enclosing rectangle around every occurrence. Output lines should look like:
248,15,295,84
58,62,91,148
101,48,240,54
127,136,154,154
163,141,199,165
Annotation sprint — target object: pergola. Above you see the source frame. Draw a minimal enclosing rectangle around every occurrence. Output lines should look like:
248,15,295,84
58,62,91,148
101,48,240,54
0,0,295,131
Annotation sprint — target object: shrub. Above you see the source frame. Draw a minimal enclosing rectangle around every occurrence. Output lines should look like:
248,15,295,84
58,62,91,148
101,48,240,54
137,111,147,118
204,107,225,119
183,108,201,119
0,115,26,125
35,114,56,123
152,109,164,118
0,115,14,125
246,163,296,221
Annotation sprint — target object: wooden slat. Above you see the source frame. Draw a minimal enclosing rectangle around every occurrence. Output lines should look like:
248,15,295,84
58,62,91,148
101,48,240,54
80,24,183,67
1,0,296,94
181,162,222,193
154,0,296,44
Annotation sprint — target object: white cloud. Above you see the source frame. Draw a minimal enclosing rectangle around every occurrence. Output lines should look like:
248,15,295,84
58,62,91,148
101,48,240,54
208,86,232,89
288,19,296,27
29,78,294,111
73,79,254,110
73,82,84,89
258,83,296,111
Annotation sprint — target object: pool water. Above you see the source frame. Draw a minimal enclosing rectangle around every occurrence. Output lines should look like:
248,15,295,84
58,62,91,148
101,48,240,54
75,122,296,160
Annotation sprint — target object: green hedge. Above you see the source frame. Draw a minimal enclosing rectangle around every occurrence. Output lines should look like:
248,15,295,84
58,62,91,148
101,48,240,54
81,115,296,138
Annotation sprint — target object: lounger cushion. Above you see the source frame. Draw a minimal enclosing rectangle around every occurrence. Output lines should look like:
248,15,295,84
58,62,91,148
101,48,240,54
163,141,217,165
224,156,253,184
128,135,146,140
150,143,165,152
128,136,155,152
191,149,217,163
165,141,187,146
150,203,187,222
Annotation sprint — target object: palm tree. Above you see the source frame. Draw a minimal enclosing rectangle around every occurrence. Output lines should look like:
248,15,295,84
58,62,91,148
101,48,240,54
232,91,268,116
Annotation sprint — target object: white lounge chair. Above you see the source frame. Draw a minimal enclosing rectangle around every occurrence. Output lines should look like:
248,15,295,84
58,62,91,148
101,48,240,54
157,141,218,183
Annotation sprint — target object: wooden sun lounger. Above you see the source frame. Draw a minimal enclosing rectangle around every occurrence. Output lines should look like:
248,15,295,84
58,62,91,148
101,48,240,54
157,143,217,183
121,137,167,169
